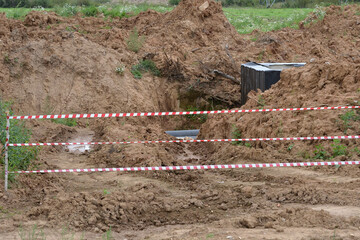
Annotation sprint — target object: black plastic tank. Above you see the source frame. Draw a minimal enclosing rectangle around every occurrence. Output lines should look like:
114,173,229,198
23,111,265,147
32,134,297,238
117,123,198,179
241,62,305,105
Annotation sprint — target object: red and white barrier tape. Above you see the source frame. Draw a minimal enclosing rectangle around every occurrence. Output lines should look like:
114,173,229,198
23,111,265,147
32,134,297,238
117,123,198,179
8,106,360,120
10,160,360,174
7,135,360,147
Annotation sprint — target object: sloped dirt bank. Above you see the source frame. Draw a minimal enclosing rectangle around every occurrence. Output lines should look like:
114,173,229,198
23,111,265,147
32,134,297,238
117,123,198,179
0,1,360,239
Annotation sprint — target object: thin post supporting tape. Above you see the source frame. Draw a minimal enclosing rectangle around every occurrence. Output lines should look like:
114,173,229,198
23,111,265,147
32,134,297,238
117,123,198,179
7,135,360,147
4,113,10,191
8,106,360,120
10,161,360,174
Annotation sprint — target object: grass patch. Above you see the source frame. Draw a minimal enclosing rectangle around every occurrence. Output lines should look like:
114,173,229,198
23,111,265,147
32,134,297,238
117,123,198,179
0,101,38,185
126,28,145,53
223,7,314,34
131,60,160,79
18,224,45,240
51,118,77,127
338,110,360,134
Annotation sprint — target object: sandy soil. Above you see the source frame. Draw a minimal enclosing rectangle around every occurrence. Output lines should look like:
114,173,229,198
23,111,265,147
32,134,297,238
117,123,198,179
0,1,360,239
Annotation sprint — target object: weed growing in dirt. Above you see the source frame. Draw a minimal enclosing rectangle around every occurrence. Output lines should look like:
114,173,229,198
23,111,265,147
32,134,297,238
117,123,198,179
258,95,265,108
60,224,76,240
102,227,113,240
206,233,215,238
65,26,75,32
3,54,10,64
231,125,243,146
18,224,46,240
115,65,125,75
313,145,330,160
338,110,360,133
331,139,348,157
0,101,38,183
51,118,77,127
257,50,265,61
353,147,360,156
298,150,311,159
131,60,160,79
287,144,294,152
126,28,145,53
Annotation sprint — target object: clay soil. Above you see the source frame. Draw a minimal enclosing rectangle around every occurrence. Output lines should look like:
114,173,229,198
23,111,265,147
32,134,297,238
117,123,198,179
0,1,360,239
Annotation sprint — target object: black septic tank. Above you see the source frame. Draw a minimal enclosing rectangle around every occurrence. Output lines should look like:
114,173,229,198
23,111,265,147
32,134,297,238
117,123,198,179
241,62,305,105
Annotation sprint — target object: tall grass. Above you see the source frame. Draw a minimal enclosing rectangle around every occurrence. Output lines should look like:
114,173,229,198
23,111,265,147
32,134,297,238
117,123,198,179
0,101,38,185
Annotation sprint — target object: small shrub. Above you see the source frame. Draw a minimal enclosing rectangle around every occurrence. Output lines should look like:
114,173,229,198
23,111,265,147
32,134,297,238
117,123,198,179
131,60,160,79
81,5,99,17
126,28,145,53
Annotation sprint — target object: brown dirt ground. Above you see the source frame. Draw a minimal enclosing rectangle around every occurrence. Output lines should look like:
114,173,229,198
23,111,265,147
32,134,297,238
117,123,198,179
0,1,360,239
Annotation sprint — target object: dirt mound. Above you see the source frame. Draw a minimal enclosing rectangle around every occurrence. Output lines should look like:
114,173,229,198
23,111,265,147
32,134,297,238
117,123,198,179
1,2,360,238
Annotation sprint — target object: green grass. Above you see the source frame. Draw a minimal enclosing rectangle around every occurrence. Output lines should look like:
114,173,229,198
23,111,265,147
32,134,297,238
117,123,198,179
1,5,316,34
131,60,160,79
223,7,314,34
0,7,51,19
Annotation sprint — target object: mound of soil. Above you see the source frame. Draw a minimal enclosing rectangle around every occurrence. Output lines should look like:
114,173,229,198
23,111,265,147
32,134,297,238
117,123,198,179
0,1,360,238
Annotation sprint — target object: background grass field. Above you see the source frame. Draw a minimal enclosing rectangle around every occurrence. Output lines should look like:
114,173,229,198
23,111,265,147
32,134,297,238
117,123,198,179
0,4,315,34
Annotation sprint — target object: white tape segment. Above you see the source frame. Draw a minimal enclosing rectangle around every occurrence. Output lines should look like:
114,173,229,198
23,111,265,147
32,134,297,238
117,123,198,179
7,135,360,147
8,106,360,120
10,161,360,174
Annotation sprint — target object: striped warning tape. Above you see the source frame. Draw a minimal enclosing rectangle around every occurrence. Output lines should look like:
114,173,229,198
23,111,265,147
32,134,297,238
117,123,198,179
10,161,360,174
8,106,360,120
7,135,360,147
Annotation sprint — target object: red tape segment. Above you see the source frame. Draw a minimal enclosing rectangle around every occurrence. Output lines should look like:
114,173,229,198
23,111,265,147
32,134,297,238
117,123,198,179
8,106,360,120
10,161,360,174
7,135,360,147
